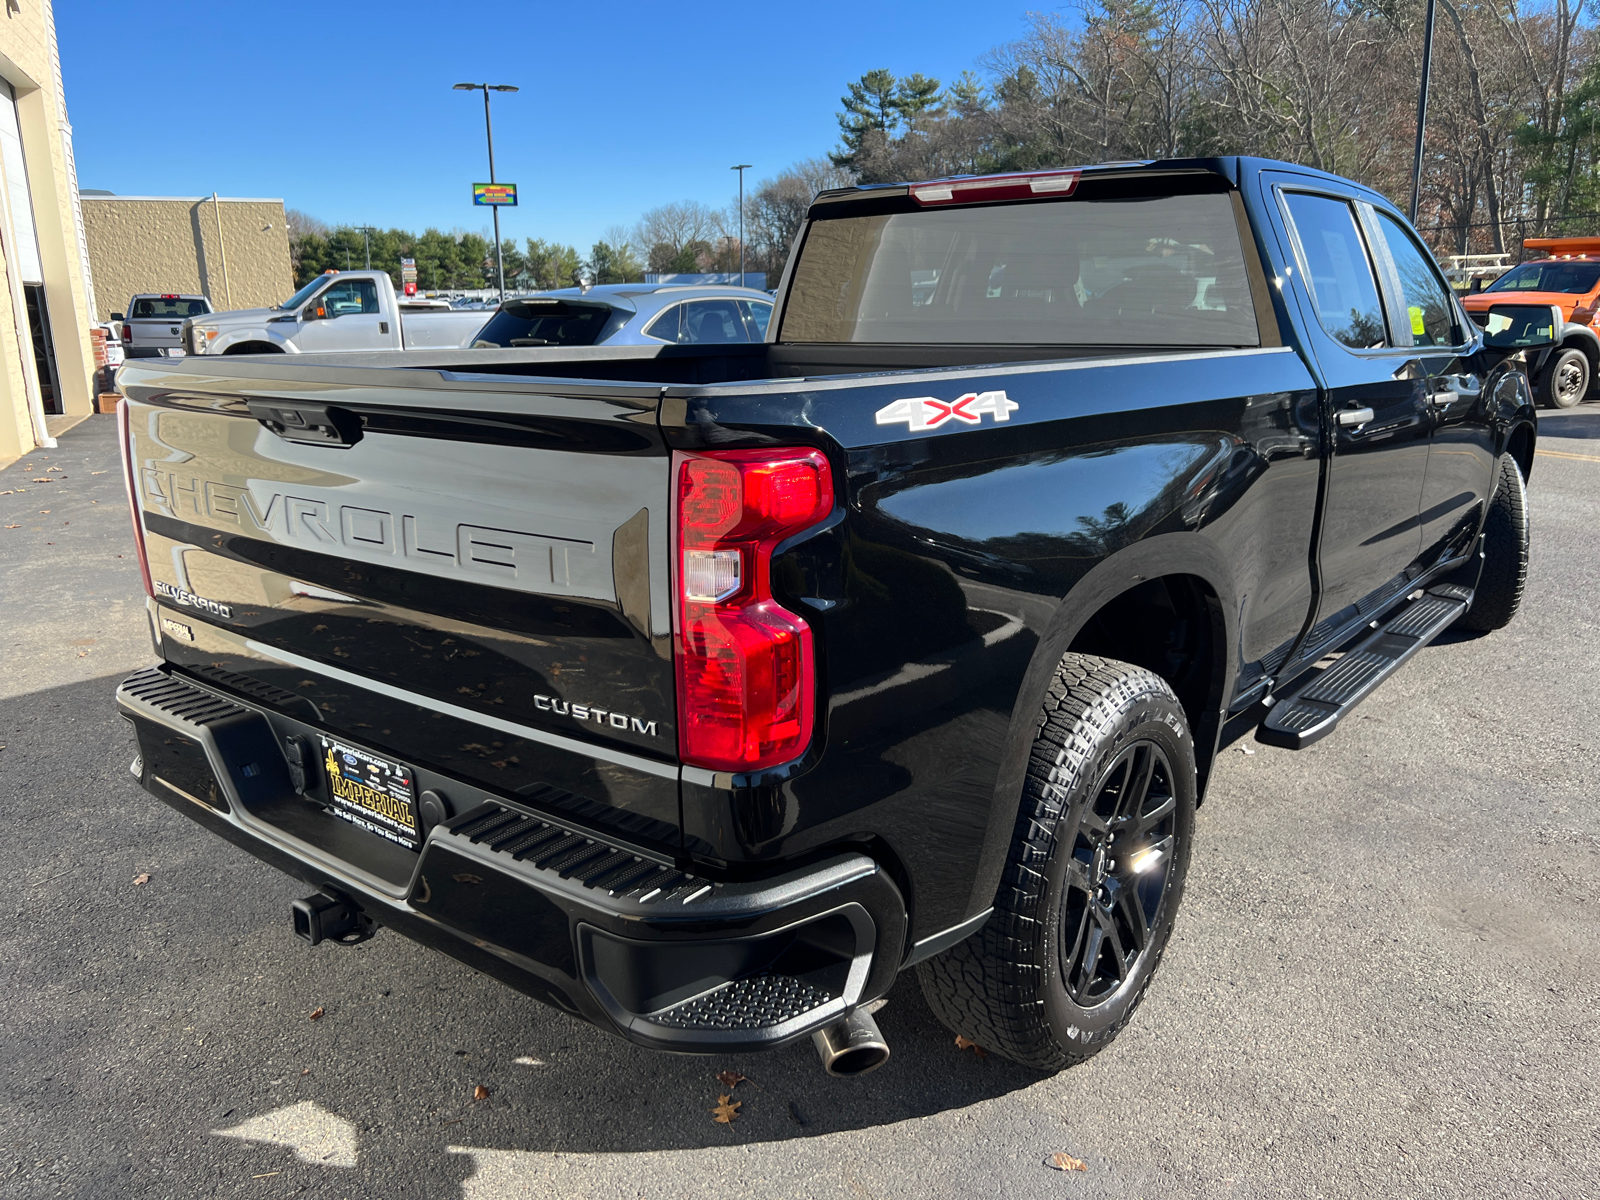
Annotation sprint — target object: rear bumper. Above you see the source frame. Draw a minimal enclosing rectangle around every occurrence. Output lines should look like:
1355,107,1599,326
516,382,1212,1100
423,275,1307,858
115,666,906,1054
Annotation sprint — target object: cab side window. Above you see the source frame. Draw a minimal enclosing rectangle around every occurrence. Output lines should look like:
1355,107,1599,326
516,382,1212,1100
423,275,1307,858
1283,193,1388,350
1375,212,1459,347
319,279,379,317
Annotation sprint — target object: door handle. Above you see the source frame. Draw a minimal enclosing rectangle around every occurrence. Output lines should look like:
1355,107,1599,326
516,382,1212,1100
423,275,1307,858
1337,407,1375,427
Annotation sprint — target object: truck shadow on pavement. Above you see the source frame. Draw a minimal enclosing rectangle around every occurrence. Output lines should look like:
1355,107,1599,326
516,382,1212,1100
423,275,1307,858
5,674,1046,1196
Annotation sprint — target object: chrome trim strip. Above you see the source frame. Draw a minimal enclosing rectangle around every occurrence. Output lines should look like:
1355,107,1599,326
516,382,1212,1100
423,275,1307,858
241,638,680,780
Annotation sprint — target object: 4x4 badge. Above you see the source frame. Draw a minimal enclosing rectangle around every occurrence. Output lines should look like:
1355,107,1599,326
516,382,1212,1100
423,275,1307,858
875,390,1018,432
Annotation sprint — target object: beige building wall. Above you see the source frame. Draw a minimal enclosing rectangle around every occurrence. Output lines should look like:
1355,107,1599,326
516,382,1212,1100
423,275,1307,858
82,196,293,315
0,0,100,463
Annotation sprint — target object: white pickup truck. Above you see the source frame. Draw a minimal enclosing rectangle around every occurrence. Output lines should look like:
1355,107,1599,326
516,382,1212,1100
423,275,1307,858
181,271,488,356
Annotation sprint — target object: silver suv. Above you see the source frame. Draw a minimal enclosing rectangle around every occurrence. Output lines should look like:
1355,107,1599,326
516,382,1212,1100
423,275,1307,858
470,284,773,349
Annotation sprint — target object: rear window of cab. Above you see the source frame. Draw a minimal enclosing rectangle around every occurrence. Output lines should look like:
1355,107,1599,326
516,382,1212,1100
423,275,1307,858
780,177,1261,347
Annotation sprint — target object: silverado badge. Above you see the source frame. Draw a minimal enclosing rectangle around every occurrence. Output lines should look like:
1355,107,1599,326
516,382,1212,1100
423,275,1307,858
875,390,1018,432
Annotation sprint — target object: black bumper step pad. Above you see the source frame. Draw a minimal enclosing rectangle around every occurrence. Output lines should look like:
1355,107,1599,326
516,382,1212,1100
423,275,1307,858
446,803,713,905
1257,584,1471,750
120,667,253,728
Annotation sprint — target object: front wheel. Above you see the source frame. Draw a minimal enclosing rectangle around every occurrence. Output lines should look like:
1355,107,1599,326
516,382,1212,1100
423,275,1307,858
1537,347,1590,408
917,655,1196,1070
1457,453,1529,632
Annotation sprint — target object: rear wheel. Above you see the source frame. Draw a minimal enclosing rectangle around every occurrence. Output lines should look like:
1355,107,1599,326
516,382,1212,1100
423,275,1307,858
1537,347,1589,408
1458,453,1529,632
917,655,1195,1070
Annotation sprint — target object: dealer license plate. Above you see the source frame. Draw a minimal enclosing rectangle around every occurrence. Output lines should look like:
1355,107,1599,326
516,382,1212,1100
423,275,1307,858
318,735,420,850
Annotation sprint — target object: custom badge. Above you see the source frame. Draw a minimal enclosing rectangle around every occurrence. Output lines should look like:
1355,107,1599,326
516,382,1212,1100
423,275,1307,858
874,390,1018,432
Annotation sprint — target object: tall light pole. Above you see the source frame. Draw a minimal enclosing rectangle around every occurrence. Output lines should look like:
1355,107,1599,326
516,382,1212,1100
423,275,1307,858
454,82,519,301
1408,0,1437,224
731,164,752,288
356,226,375,269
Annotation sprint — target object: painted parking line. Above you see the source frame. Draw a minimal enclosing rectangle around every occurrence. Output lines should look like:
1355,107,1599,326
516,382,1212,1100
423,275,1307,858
1536,448,1600,463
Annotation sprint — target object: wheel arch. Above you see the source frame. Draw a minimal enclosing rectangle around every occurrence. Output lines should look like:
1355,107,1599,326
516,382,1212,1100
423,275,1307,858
965,535,1238,922
1506,419,1536,483
221,341,285,355
1560,323,1600,371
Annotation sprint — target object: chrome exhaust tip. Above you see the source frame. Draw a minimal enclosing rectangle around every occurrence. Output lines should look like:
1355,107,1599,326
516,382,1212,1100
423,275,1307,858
811,1007,890,1077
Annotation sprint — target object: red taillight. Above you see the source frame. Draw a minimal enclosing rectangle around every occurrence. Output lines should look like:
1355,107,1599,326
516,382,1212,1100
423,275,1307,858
121,323,131,342
116,398,154,598
674,447,833,773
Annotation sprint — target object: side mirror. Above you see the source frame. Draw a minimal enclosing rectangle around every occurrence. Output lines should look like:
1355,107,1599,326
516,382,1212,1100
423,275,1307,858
304,304,328,321
111,312,125,322
1479,304,1561,350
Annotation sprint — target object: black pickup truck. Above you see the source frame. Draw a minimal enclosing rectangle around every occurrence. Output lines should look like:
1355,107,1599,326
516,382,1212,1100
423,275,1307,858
114,158,1545,1077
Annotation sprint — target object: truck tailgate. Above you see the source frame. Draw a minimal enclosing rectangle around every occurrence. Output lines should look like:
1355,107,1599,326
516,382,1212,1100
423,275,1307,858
119,358,679,845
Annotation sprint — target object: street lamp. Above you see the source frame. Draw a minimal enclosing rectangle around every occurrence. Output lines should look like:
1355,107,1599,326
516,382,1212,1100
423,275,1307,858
454,81,519,301
356,226,375,269
731,164,752,288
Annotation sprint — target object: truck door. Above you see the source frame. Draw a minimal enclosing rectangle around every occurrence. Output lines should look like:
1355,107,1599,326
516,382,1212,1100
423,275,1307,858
1364,208,1496,563
294,278,389,352
1274,186,1432,624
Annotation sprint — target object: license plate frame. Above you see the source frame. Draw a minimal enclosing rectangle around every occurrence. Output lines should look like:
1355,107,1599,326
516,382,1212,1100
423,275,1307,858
317,735,421,851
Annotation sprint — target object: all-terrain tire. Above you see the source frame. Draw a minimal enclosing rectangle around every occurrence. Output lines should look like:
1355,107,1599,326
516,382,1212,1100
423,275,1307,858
1536,347,1589,408
917,655,1196,1071
1458,453,1529,632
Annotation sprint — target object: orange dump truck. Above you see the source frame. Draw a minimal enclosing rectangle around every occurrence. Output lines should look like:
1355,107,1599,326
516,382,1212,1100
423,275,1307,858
1462,236,1600,407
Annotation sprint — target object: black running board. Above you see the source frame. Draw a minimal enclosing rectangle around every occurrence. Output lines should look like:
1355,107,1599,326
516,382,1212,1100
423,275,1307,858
1256,584,1473,750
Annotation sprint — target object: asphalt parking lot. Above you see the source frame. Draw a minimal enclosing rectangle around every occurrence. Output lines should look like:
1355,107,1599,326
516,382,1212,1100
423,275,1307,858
2,414,1596,1199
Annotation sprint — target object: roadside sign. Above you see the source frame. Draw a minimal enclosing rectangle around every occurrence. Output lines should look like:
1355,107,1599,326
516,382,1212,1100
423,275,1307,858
404,282,417,296
400,256,418,284
473,183,518,207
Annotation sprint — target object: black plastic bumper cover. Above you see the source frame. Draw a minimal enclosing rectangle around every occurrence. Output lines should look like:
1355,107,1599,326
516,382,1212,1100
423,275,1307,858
116,666,907,1054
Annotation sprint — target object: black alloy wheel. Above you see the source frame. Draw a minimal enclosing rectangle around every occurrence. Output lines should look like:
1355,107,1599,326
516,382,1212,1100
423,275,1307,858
1058,741,1179,1007
918,655,1196,1071
1538,347,1590,408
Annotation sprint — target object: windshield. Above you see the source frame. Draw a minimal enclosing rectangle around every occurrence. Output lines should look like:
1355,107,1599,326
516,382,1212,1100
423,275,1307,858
1484,261,1600,295
780,186,1260,346
472,300,616,347
131,297,209,319
278,277,331,311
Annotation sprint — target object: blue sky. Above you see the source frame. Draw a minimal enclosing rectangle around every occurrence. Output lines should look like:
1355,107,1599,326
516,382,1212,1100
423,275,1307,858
59,1,1037,251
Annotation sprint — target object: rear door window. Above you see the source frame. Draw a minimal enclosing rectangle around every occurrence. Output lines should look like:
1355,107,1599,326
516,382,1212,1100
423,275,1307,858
1281,193,1388,349
1374,211,1460,347
681,300,748,344
644,304,681,342
780,187,1259,346
740,300,772,338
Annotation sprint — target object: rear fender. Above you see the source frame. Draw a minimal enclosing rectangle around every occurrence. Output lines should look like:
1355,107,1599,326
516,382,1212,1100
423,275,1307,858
966,534,1238,922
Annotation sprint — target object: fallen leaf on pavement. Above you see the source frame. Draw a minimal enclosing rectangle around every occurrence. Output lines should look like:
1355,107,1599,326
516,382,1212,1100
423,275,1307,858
711,1095,740,1124
715,1070,746,1089
955,1035,987,1057
309,1007,325,1021
38,510,49,514
132,873,150,886
4,525,18,529
32,478,49,483
91,470,107,475
473,1084,490,1101
1049,1152,1088,1172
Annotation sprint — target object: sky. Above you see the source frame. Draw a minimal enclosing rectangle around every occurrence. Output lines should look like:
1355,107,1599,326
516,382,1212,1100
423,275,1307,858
58,0,1038,252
